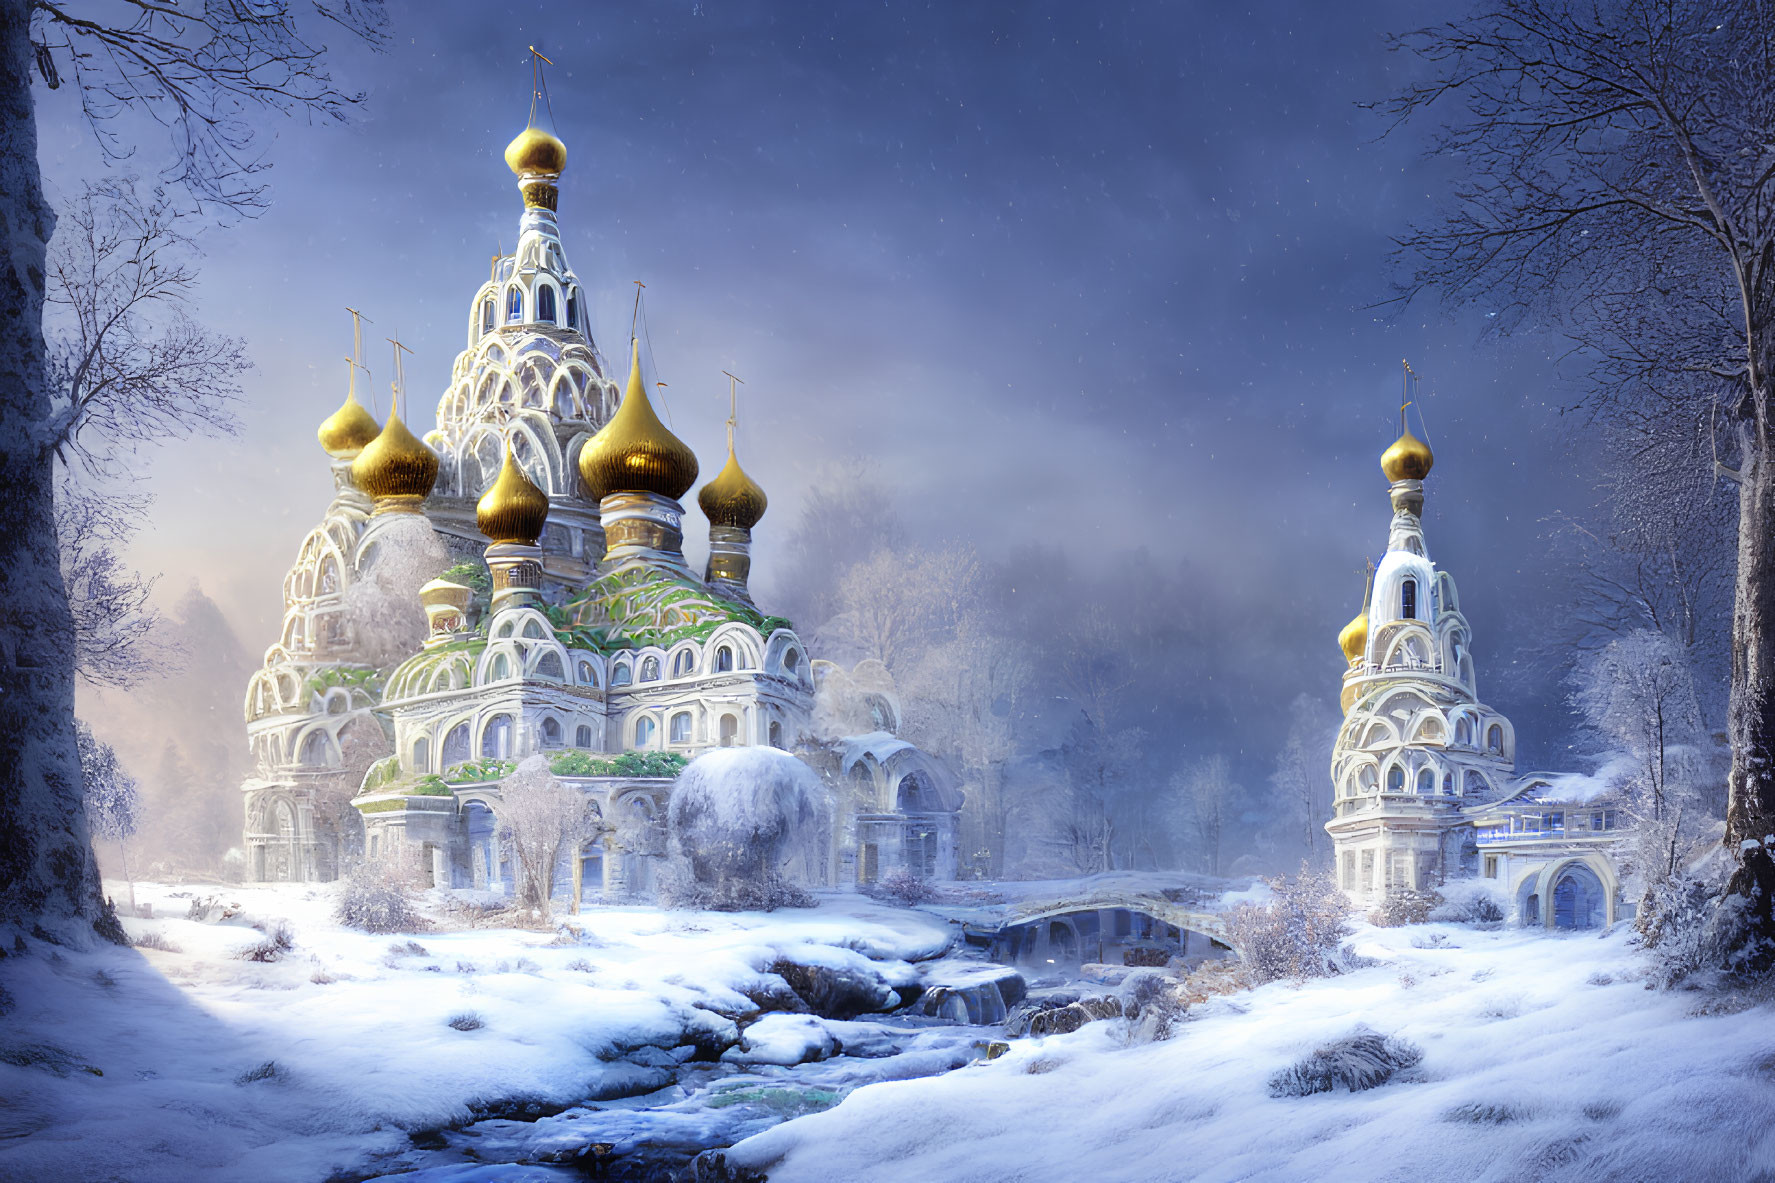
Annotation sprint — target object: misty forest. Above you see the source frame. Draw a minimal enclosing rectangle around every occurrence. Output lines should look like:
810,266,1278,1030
6,2,1775,1181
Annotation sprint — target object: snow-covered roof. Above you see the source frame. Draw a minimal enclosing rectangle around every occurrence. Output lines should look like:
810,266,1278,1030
839,731,918,773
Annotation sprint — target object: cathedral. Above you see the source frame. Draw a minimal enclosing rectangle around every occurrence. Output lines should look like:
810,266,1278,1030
239,112,961,893
1326,418,1629,929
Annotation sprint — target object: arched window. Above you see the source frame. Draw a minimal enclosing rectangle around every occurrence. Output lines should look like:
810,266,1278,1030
442,722,471,769
1401,578,1417,620
575,724,593,748
715,646,734,673
537,285,556,324
769,720,784,749
566,291,578,331
480,298,494,335
1456,717,1473,746
505,287,523,323
640,656,661,682
298,730,330,767
1442,772,1454,795
719,714,739,746
1488,724,1504,753
669,712,692,744
490,652,510,681
612,663,632,687
541,717,562,749
413,737,430,772
634,715,656,747
672,649,695,677
1417,767,1435,794
534,651,564,680
482,714,512,759
783,649,801,676
1386,765,1405,792
577,660,597,686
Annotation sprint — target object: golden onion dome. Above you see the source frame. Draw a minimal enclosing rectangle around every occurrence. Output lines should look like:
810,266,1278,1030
578,339,700,502
477,447,552,544
698,444,768,530
1381,427,1435,482
505,125,566,177
352,412,439,503
317,393,380,458
1338,610,1369,664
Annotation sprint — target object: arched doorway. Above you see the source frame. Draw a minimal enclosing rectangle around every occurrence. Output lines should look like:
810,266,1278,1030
1551,863,1606,930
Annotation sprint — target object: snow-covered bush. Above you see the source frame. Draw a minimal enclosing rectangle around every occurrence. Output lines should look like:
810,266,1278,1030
1267,1026,1423,1097
1639,869,1723,988
861,869,943,906
238,919,294,962
1368,888,1436,927
1121,969,1189,1042
662,747,830,911
1226,862,1351,985
334,859,424,933
1429,879,1508,926
131,929,180,953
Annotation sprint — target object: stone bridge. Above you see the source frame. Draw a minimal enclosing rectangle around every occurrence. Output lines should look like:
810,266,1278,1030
961,887,1241,962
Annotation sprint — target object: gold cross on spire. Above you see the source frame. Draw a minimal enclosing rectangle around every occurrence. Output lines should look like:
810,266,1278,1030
1400,358,1417,434
345,306,372,406
721,370,745,452
528,46,555,129
386,334,414,419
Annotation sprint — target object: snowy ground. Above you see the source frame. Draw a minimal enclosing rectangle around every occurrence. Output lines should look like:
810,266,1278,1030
0,881,989,1182
7,884,1775,1183
723,921,1775,1183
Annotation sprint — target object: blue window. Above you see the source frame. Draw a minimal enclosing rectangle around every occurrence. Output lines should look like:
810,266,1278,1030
566,291,578,330
538,285,556,324
1401,578,1417,620
480,299,494,335
506,287,523,323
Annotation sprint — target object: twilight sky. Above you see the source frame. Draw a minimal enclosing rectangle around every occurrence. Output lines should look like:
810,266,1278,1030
38,1,1596,768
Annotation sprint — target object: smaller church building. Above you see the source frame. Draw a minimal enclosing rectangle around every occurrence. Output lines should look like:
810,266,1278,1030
1325,418,1628,930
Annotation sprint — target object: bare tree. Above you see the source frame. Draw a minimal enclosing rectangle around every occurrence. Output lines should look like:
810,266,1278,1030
899,628,1033,876
819,543,982,675
1049,715,1145,875
56,483,161,688
775,458,905,633
1270,694,1339,869
1381,0,1775,963
46,179,246,476
497,757,597,912
1572,629,1710,887
1174,754,1235,878
0,0,383,929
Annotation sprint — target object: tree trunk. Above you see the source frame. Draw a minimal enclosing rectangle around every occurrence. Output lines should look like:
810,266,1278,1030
1721,422,1775,964
0,0,102,934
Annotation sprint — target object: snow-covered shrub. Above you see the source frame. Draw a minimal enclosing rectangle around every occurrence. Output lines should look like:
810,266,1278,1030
663,747,830,912
1226,862,1351,985
334,860,424,933
131,929,180,953
1267,1027,1423,1097
1639,869,1722,988
861,869,943,906
1121,969,1189,1042
1368,888,1436,927
446,1012,484,1032
238,920,293,962
234,1060,284,1085
1428,878,1508,926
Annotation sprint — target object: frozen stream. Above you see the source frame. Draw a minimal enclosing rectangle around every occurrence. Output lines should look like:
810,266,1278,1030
367,1014,996,1181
